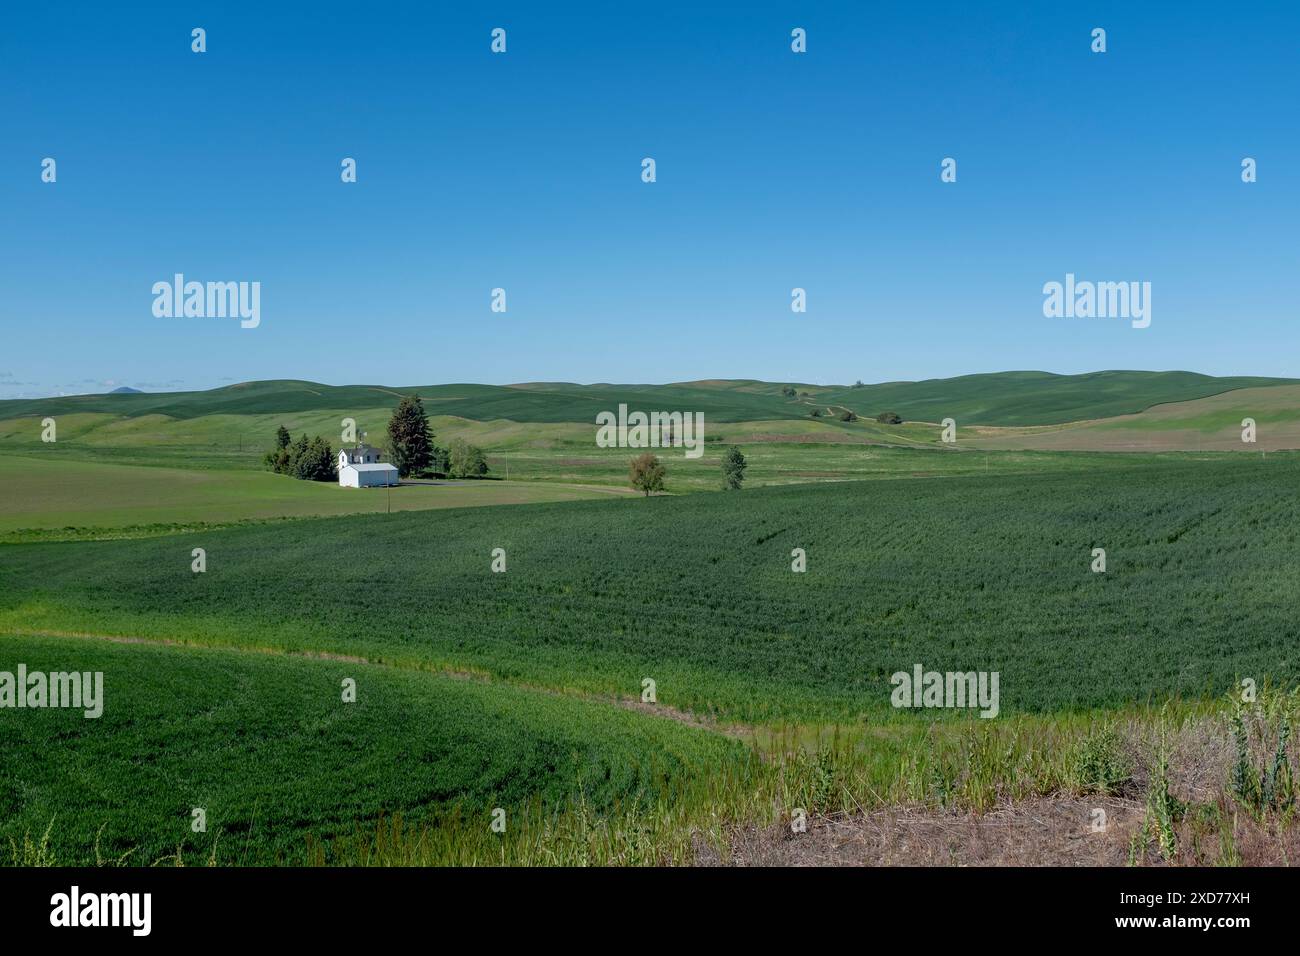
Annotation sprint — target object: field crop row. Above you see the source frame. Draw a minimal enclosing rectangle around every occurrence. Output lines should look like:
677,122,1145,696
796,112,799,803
0,634,746,865
2,455,1297,721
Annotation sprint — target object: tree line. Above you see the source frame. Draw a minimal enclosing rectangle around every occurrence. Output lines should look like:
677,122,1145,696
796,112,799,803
263,395,491,483
261,394,755,494
263,426,336,481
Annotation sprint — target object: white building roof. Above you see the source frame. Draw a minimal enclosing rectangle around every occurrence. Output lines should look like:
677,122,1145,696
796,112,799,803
344,463,399,472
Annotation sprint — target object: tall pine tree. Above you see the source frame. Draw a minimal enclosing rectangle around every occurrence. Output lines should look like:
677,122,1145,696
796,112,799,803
386,394,434,477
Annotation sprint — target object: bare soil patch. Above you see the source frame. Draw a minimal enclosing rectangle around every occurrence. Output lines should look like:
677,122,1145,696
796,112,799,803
697,796,1143,866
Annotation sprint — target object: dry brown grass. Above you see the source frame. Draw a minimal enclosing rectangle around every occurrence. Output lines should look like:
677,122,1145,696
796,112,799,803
702,701,1298,867
697,796,1142,866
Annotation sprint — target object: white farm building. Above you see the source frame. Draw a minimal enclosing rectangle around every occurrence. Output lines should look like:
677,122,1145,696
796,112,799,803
338,444,399,488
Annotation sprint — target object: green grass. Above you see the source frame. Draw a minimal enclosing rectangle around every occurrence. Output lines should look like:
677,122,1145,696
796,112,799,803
4,370,1292,429
4,377,1297,867
7,628,1291,865
0,379,812,425
3,454,1296,721
816,370,1297,427
965,383,1300,453
5,372,1293,493
0,404,940,472
0,406,928,474
0,455,633,539
471,441,1189,491
3,411,1200,538
0,633,748,865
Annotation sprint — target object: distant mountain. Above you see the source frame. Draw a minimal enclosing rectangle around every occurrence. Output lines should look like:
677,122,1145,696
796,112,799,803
109,386,143,394
0,372,1295,427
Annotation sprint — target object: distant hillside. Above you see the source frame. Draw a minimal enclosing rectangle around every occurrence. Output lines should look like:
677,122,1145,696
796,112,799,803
816,371,1298,426
0,371,1293,427
965,383,1300,452
0,380,811,424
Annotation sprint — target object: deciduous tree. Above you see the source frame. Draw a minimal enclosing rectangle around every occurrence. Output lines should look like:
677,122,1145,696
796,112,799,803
629,453,666,497
721,445,747,490
449,438,490,478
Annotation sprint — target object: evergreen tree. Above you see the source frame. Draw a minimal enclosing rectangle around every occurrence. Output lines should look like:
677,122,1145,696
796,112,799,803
264,429,333,481
288,433,311,478
290,441,307,478
303,436,337,481
386,395,434,477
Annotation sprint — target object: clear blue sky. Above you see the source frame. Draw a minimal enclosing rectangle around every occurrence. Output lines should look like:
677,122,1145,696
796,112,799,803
2,1,1296,398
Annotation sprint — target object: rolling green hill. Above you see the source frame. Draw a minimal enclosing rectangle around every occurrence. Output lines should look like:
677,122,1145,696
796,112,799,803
3,371,1292,427
0,380,808,424
816,370,1298,427
963,383,1300,452
0,633,746,865
4,454,1296,721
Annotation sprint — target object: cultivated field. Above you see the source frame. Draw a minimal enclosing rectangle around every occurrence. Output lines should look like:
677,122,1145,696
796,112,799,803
4,374,1296,503
3,374,1298,867
966,384,1300,452
0,455,633,540
4,455,1296,721
1,633,747,865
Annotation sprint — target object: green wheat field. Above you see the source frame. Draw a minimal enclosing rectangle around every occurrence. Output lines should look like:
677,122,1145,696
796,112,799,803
2,374,1298,865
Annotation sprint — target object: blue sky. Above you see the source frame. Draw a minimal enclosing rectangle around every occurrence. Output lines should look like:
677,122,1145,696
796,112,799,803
2,1,1296,397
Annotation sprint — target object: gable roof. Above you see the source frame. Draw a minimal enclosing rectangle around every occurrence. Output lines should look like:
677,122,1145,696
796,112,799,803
341,444,386,462
343,462,398,472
